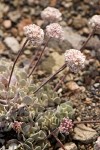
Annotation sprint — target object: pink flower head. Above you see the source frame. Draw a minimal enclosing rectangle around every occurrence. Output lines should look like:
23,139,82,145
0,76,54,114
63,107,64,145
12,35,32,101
23,24,44,46
65,49,86,73
41,7,62,23
94,137,100,150
59,118,73,134
89,15,100,30
46,23,64,40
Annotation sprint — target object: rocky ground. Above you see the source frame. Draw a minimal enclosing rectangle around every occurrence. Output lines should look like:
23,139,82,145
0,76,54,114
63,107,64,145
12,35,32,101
0,0,100,150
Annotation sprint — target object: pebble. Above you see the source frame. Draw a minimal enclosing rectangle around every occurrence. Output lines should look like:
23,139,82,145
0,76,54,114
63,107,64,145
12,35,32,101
63,27,85,49
18,18,32,36
0,42,5,53
4,37,20,53
8,11,21,22
3,20,12,29
73,124,97,144
66,81,79,91
58,142,77,150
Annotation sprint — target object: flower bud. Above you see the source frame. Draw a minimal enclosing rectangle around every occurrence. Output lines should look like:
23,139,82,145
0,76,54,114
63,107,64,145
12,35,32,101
59,118,73,134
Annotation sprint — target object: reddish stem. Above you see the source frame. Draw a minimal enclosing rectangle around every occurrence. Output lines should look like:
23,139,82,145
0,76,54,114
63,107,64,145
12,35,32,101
54,73,67,91
27,50,39,72
7,39,28,90
80,26,96,51
51,132,67,150
27,38,51,78
74,120,100,124
33,63,66,94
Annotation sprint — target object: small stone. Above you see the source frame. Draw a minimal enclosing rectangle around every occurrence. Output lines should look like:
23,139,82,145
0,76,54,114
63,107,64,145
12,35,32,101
18,18,32,36
0,42,5,53
8,11,21,22
72,16,87,29
63,27,85,49
3,20,12,29
4,37,20,53
73,124,97,143
66,81,79,91
58,142,77,150
84,97,92,105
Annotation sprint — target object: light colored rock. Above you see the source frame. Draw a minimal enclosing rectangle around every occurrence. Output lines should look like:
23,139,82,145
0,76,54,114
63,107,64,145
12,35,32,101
51,52,64,73
8,11,21,22
0,42,5,53
63,27,86,49
73,124,97,144
41,51,64,74
4,37,20,53
66,81,79,91
58,142,77,150
3,20,12,29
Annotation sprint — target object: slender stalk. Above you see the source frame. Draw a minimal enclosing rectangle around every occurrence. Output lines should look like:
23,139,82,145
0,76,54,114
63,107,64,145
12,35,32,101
7,39,28,90
33,63,66,94
28,38,51,78
80,26,96,51
74,120,100,124
51,132,67,150
27,50,39,72
54,73,67,91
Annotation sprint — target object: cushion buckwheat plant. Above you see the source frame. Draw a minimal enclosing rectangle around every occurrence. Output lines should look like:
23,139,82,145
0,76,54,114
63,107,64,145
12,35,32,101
0,59,74,149
1,6,99,150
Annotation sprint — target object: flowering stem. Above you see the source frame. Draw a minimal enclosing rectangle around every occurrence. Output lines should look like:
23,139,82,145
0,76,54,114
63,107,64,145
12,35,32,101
27,50,39,72
80,26,96,51
33,63,66,94
51,132,67,150
27,38,51,78
7,39,28,90
54,73,67,91
74,120,100,124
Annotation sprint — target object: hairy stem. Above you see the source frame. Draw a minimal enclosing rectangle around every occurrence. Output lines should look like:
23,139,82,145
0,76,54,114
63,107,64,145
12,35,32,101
33,63,66,94
28,38,51,78
7,39,28,90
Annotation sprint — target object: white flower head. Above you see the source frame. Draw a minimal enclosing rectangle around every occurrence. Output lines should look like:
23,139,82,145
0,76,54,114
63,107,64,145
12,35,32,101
23,24,44,46
89,15,100,30
41,7,62,23
65,49,86,73
46,23,64,40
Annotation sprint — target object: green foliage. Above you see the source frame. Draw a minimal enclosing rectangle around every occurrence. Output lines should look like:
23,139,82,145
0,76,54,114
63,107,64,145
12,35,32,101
0,59,74,150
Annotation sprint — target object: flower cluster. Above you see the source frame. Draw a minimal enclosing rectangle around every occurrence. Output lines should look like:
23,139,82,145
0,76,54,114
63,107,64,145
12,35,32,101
89,15,100,30
59,118,73,134
23,24,44,46
12,121,23,133
41,7,62,23
65,49,86,73
94,137,100,150
46,23,64,40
